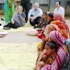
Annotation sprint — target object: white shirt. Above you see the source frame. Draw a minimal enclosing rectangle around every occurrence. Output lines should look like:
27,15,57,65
28,8,43,18
54,6,65,18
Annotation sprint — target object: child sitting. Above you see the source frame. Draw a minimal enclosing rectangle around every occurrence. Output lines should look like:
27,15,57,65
37,12,48,29
37,17,45,29
37,17,46,39
36,41,58,70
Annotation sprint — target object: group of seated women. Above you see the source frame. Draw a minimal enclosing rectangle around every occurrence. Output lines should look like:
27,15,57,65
34,12,70,70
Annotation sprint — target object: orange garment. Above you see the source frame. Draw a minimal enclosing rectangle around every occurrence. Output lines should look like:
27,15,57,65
51,20,64,29
60,29,68,39
51,20,68,39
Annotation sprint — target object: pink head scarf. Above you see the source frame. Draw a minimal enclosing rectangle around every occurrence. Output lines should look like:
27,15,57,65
49,30,66,46
54,13,70,36
54,13,64,21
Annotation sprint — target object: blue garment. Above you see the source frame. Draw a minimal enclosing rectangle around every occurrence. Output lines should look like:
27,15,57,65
65,38,70,53
4,0,9,12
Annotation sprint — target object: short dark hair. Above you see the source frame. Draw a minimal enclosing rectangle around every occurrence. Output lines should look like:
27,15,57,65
45,41,58,51
48,13,54,18
57,1,61,5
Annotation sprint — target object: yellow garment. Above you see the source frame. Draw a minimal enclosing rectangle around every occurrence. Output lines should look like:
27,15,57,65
37,43,42,49
37,43,42,52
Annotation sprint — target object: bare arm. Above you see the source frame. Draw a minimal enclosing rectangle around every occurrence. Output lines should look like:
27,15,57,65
37,49,46,65
11,18,15,24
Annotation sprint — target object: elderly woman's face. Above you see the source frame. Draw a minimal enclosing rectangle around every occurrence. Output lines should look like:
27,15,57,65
17,7,22,13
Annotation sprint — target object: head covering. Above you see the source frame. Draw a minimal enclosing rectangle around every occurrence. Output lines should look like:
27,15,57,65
48,13,54,18
51,21,68,39
49,30,66,46
54,13,63,21
45,24,60,33
54,13,70,35
51,21,64,30
50,24,60,31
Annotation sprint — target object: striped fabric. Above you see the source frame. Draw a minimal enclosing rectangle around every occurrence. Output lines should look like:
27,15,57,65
41,47,68,70
41,30,68,70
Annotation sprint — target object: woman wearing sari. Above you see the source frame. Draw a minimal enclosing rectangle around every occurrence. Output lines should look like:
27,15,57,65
41,30,68,70
53,13,70,37
4,0,15,23
51,21,68,39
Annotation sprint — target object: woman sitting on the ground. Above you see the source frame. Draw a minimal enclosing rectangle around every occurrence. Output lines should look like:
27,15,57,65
3,6,26,30
54,13,70,37
36,41,58,70
51,20,68,39
41,30,68,70
36,24,60,66
37,23,60,52
47,13,54,24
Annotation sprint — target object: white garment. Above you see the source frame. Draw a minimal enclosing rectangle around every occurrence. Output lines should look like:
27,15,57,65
28,8,43,18
54,6,65,18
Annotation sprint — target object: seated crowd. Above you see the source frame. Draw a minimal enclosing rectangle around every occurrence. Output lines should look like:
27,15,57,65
27,2,69,70
1,1,70,70
31,2,70,70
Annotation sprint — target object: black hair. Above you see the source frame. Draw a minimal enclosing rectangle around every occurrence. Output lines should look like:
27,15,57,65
48,13,54,18
45,41,58,51
43,12,47,15
56,1,61,5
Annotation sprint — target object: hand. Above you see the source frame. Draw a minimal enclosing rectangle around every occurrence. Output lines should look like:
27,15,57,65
42,27,45,31
44,37,48,41
12,20,14,24
42,38,45,41
30,17,35,21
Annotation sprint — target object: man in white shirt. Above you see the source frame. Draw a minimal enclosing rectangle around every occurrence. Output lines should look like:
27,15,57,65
54,1,65,18
28,3,43,28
